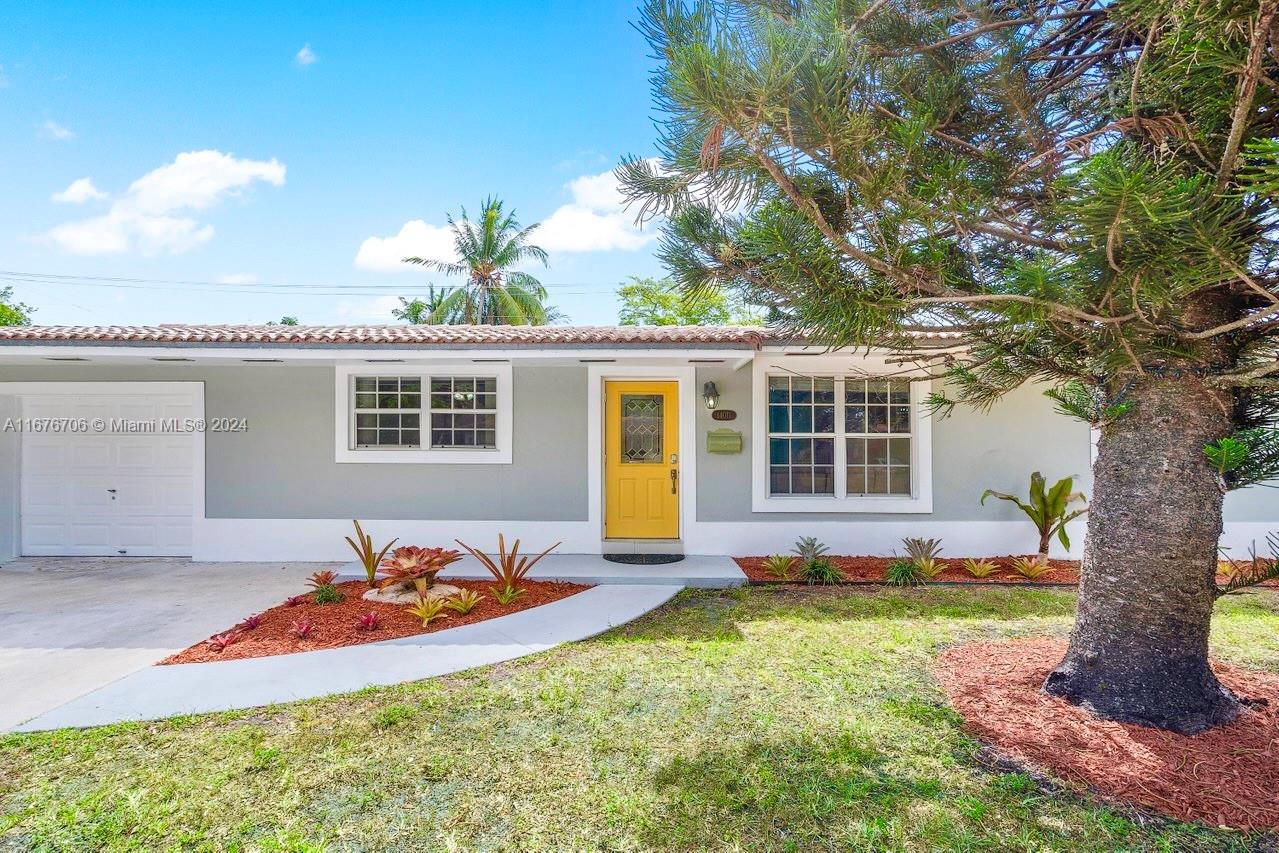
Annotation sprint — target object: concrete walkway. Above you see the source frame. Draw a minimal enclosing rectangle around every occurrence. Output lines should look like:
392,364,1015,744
0,558,330,731
340,552,747,588
11,584,679,732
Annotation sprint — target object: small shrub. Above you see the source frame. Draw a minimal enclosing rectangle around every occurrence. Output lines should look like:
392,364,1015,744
345,519,398,586
915,557,947,579
902,537,943,562
406,596,448,626
982,472,1086,555
456,534,559,592
291,619,316,639
444,589,483,615
962,558,999,579
307,570,338,589
312,584,344,604
1011,555,1053,580
884,558,925,587
792,536,829,563
761,554,796,580
354,612,382,632
492,584,524,605
237,613,265,630
207,632,240,652
283,595,307,607
800,557,842,585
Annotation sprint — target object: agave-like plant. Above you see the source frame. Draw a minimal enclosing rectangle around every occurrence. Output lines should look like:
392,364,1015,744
962,558,999,579
444,589,484,615
915,557,948,579
354,612,382,632
491,584,524,605
902,537,943,563
982,472,1087,556
345,520,398,586
761,554,796,580
455,534,560,592
791,536,829,563
378,546,463,596
406,596,448,627
1011,555,1054,580
307,570,339,589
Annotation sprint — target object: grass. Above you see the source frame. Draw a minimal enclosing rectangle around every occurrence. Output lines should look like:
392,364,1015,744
2,586,1277,851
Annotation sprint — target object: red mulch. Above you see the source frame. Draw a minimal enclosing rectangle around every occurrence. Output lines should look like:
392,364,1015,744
736,556,1279,588
735,555,1081,585
936,637,1279,830
161,579,590,665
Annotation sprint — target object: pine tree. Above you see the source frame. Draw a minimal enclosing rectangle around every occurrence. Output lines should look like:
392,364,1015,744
621,0,1279,732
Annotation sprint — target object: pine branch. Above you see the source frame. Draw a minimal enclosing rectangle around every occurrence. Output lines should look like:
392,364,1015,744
1217,1,1277,192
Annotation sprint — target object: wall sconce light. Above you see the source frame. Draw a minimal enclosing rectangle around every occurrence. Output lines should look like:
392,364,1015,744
703,380,720,410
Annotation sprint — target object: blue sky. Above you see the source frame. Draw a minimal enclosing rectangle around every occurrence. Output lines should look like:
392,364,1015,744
0,1,668,325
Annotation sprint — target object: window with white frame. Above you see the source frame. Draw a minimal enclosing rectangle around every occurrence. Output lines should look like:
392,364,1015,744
767,375,914,498
350,374,499,451
353,376,422,448
429,376,498,449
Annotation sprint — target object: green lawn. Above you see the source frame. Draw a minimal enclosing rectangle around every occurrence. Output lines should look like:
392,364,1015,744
2,586,1277,852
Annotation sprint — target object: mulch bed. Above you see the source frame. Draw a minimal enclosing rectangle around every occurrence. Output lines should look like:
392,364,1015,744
937,637,1279,830
161,579,590,665
735,555,1081,585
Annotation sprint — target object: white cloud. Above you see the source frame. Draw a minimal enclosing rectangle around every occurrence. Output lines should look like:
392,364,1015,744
51,177,107,204
43,149,285,255
337,294,402,322
40,120,75,141
217,273,258,284
536,162,656,253
354,219,458,272
295,43,317,66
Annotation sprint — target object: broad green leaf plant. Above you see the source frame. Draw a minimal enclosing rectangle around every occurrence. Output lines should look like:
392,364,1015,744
982,473,1087,556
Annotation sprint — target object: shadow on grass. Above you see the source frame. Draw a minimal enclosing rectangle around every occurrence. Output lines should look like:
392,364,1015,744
640,730,960,849
603,584,1080,644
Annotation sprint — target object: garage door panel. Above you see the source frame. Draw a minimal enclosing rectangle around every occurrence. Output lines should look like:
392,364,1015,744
20,392,197,557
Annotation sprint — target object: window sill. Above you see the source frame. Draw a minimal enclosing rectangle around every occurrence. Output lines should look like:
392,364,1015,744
751,494,933,514
335,447,512,465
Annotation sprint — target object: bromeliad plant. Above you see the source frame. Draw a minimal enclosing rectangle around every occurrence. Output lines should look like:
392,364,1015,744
345,520,398,587
962,559,1000,579
406,596,448,627
291,620,315,640
237,613,265,631
1011,555,1054,580
456,534,560,602
792,536,829,564
354,612,382,632
207,632,240,652
761,554,796,581
307,570,338,589
982,473,1087,557
902,538,943,564
307,570,343,604
378,546,463,597
444,589,484,615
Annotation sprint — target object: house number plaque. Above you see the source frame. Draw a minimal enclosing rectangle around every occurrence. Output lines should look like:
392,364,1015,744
711,409,737,421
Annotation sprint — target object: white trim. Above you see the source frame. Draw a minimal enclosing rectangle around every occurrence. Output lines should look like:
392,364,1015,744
333,363,513,464
749,354,934,513
0,381,205,558
585,364,697,544
188,517,1087,560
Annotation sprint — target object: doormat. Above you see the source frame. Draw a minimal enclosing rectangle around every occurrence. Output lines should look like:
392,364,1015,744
602,553,685,565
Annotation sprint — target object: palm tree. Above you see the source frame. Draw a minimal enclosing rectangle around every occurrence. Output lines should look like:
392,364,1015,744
392,286,462,324
403,197,562,325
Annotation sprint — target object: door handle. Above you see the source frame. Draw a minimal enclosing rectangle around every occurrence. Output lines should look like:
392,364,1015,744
670,468,678,494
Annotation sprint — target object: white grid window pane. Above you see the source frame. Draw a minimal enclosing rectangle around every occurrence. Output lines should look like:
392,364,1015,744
766,375,835,495
430,376,498,449
845,379,911,496
353,376,422,448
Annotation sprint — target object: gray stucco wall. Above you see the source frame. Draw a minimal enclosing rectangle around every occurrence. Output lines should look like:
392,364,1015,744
0,364,588,521
694,365,1096,522
0,395,19,560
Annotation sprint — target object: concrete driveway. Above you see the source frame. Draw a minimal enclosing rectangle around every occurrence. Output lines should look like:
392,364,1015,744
0,558,336,731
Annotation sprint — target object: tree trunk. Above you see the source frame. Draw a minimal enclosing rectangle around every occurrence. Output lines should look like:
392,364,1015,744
1043,377,1241,734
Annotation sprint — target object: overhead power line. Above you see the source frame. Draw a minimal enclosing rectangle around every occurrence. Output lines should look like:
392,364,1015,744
0,270,624,297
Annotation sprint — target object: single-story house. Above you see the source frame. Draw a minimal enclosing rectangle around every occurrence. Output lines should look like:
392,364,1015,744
0,323,1272,562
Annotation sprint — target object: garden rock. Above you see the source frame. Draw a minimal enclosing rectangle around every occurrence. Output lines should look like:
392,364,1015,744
362,583,462,605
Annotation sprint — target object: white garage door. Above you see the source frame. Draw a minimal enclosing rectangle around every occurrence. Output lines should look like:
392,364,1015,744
20,393,197,556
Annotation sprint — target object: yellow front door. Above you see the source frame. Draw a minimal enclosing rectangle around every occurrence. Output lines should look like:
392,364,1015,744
604,380,680,539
